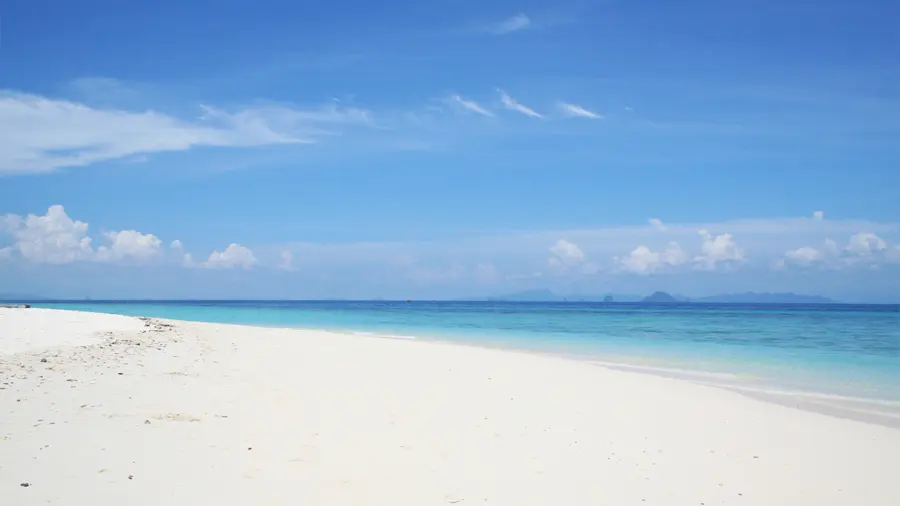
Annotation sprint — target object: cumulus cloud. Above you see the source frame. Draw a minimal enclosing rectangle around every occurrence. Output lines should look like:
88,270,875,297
547,239,598,275
0,205,94,264
203,244,258,270
617,230,744,274
95,230,163,262
484,13,531,34
0,205,253,269
450,95,494,117
617,242,687,274
0,91,374,174
559,103,603,119
845,232,887,256
694,230,745,270
779,233,900,270
549,239,585,265
813,210,825,220
0,206,165,264
498,90,543,118
168,239,196,267
784,246,824,265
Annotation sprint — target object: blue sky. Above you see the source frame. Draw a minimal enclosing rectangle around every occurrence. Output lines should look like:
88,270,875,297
1,0,899,301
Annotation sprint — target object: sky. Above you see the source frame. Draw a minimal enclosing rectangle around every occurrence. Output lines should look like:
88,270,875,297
1,0,899,302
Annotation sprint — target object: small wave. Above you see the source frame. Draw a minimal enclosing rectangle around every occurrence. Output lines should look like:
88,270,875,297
348,330,418,340
587,358,900,420
705,382,900,409
587,359,744,381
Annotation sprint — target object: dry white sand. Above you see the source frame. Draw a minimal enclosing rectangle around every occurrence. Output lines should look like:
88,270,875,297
1,308,898,505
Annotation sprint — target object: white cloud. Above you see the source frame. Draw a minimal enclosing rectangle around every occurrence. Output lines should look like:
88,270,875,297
0,205,94,264
548,239,595,276
549,239,585,264
845,232,887,256
450,95,494,117
95,230,162,263
0,205,256,269
784,246,824,264
0,247,12,260
279,250,294,270
203,244,258,270
559,103,603,119
498,90,543,118
617,242,687,274
168,240,196,267
694,230,745,270
0,91,375,174
648,218,667,231
779,234,899,270
485,13,531,34
813,210,825,220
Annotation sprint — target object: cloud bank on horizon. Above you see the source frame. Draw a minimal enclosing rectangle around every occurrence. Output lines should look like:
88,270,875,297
2,205,899,301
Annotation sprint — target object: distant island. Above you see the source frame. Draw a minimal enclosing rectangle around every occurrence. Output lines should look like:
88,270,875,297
642,291,679,303
467,290,836,304
472,290,643,302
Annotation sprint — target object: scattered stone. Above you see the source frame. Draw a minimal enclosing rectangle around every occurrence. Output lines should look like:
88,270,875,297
144,420,151,425
117,372,123,376
128,474,134,480
40,358,47,363
248,447,252,450
20,482,31,487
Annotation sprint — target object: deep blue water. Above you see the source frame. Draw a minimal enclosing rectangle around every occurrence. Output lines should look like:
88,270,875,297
26,301,900,404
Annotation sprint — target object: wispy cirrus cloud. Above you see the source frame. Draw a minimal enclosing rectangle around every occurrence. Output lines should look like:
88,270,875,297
449,95,494,117
484,13,531,35
0,90,374,174
560,103,603,119
498,90,543,118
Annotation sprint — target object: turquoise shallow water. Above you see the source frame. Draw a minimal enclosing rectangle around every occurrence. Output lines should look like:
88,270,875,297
29,301,900,406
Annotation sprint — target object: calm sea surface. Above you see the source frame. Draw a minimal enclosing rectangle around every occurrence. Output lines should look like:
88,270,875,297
29,301,900,409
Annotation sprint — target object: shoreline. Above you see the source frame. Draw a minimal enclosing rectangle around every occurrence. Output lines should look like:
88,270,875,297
24,303,900,407
248,322,900,427
11,307,900,427
2,308,899,504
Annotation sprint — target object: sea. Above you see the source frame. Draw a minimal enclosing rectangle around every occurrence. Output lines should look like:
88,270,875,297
26,300,900,423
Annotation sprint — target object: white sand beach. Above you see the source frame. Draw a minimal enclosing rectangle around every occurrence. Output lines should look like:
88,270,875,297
1,308,899,505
